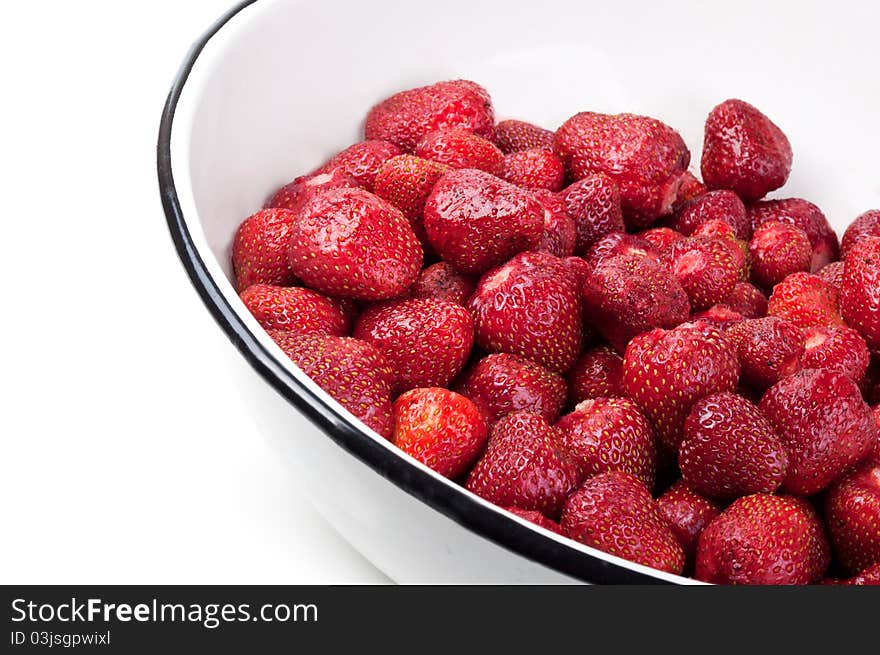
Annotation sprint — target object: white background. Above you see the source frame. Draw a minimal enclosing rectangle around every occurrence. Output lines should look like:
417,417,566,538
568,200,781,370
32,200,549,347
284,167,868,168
0,1,387,583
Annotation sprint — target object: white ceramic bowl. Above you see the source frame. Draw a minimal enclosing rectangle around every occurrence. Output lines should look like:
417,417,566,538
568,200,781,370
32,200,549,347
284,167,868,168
159,0,880,583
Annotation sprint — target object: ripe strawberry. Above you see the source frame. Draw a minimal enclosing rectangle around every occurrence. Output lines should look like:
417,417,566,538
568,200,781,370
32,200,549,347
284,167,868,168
690,221,750,282
465,411,581,518
311,140,403,191
725,281,767,318
668,236,740,310
423,169,544,275
816,261,844,289
467,252,582,373
353,297,473,395
656,480,721,559
287,187,422,300
825,462,880,575
266,168,360,214
494,119,554,154
840,237,880,350
748,220,812,288
557,397,657,488
561,471,685,574
270,332,393,437
679,392,789,500
364,79,495,151
701,99,792,202
584,231,662,268
725,317,804,390
695,494,830,585
802,326,870,383
673,171,708,209
691,304,744,330
456,353,567,425
391,387,488,478
532,189,577,257
583,254,690,353
836,562,880,585
414,128,504,176
410,262,475,306
372,154,450,224
622,322,740,451
503,506,564,534
672,189,750,240
232,208,299,292
639,226,685,257
747,198,839,271
566,345,624,405
559,174,625,254
760,368,876,495
554,112,690,228
766,272,844,329
240,284,350,336
501,149,565,191
841,210,880,259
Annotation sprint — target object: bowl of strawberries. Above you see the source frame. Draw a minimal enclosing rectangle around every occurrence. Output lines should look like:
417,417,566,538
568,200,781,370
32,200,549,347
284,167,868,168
158,0,880,584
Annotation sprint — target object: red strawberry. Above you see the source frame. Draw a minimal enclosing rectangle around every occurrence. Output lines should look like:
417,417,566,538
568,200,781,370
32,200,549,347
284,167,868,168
836,562,880,585
657,480,721,559
287,188,422,300
760,368,876,495
583,254,690,353
748,220,812,288
372,154,450,226
695,494,830,585
872,405,880,461
467,252,582,373
672,189,750,240
802,326,870,383
566,345,624,405
266,168,360,214
559,174,625,254
503,506,564,534
825,462,880,575
423,168,544,275
840,236,880,350
410,262,475,306
494,119,554,154
414,128,504,176
353,297,473,395
639,226,685,257
700,99,792,202
841,210,880,259
622,322,740,451
585,231,662,268
391,387,488,478
725,281,767,318
747,198,839,272
816,261,845,289
679,392,789,500
501,149,565,191
691,304,744,331
557,397,657,488
561,471,685,574
691,221,750,282
673,171,708,208
232,208,299,292
456,353,567,425
532,189,577,257
270,332,393,437
554,112,690,228
311,140,403,191
767,272,844,329
725,316,804,390
465,411,581,518
669,236,740,310
364,79,494,151
240,284,350,336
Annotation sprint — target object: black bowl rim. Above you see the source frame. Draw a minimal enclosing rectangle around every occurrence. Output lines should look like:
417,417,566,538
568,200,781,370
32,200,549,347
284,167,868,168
156,0,682,585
